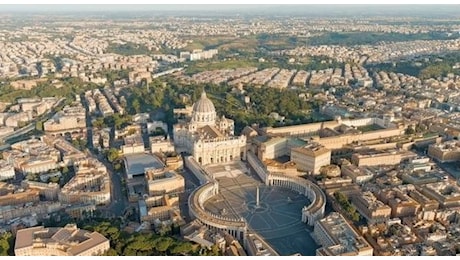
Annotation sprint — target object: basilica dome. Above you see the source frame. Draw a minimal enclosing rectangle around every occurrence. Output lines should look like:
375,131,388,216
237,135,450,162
191,91,217,126
193,91,216,114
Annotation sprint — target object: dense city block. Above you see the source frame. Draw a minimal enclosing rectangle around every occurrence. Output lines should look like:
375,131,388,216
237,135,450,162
1,5,460,256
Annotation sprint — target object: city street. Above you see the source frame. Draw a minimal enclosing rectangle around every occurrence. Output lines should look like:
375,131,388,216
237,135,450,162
81,91,129,218
1,98,66,145
178,167,201,223
90,150,130,218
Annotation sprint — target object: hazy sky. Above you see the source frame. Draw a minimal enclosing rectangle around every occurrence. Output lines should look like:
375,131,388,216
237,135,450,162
1,4,459,17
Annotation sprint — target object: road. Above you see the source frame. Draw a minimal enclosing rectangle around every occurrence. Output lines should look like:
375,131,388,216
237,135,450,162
1,124,35,143
413,149,460,181
152,67,184,79
0,98,66,144
178,167,201,223
92,151,130,217
80,89,132,219
437,161,460,180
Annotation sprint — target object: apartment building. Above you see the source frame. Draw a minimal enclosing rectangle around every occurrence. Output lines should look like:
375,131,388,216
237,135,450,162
145,169,184,196
121,134,145,155
3,138,60,175
341,164,374,184
291,144,331,175
378,187,421,218
59,158,111,205
351,191,391,225
0,159,15,181
428,140,460,162
150,136,175,154
314,212,373,256
420,181,460,209
14,224,110,256
21,181,59,201
0,184,40,207
43,103,86,138
351,149,416,167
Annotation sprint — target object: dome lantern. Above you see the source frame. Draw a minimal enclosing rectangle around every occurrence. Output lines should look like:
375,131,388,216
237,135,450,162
191,90,217,126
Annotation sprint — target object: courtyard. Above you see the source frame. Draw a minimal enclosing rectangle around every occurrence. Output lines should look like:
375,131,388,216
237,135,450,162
203,162,319,256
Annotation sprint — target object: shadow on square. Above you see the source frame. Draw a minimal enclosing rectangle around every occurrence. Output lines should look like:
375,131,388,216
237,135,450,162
204,173,319,256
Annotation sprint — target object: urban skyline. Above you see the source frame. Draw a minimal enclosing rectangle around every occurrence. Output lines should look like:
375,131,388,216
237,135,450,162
1,4,460,256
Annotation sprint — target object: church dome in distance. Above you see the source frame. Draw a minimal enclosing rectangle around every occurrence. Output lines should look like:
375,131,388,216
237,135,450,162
193,91,216,115
191,91,217,126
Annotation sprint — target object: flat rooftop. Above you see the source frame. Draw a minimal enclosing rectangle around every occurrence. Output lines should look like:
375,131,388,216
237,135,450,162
124,153,164,176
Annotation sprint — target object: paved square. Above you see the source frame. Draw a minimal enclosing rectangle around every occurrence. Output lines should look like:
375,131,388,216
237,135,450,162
203,166,319,256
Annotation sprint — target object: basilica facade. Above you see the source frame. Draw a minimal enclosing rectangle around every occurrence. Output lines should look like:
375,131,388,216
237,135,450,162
173,91,246,165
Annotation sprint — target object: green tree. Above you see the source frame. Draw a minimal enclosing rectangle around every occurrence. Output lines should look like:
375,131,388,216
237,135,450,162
155,237,174,252
106,43,150,56
103,248,119,256
26,173,39,182
127,128,137,136
93,117,105,129
88,222,121,243
106,148,119,163
334,192,361,223
211,244,220,256
200,244,221,256
114,163,122,171
36,120,44,131
132,99,141,114
170,242,194,255
151,88,164,108
49,176,60,183
77,219,205,256
351,212,360,222
405,126,415,135
104,114,131,130
152,127,166,137
0,232,12,256
419,63,453,80
415,123,427,133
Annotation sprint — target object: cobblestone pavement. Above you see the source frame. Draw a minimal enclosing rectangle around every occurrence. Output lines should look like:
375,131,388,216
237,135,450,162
203,165,319,256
